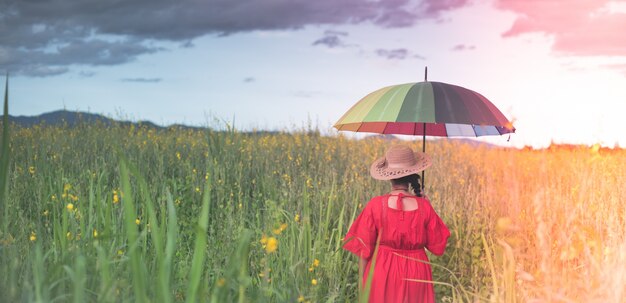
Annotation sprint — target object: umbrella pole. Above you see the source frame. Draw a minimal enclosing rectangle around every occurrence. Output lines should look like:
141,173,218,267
421,123,426,193
421,66,427,193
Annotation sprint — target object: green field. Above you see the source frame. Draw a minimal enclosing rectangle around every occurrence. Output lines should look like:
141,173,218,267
1,119,625,302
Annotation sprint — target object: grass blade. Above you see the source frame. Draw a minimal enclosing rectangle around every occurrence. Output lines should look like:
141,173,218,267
186,176,212,303
119,157,148,302
0,74,10,228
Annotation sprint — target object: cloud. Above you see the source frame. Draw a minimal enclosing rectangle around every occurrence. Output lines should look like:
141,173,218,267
312,30,350,48
451,44,475,51
496,0,626,56
375,48,425,60
0,0,471,76
78,71,96,78
243,77,255,83
121,78,162,83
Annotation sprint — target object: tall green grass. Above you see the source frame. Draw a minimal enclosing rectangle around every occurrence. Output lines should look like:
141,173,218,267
0,97,625,302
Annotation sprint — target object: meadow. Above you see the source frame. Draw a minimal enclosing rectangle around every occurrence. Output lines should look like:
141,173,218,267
0,119,625,302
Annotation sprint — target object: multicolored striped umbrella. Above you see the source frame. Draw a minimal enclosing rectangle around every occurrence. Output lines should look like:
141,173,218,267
334,81,515,137
334,71,515,190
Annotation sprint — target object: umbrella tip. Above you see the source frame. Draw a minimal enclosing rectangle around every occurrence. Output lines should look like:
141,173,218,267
424,66,428,82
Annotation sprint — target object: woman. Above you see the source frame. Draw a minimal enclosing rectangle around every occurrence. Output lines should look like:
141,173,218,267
343,145,450,303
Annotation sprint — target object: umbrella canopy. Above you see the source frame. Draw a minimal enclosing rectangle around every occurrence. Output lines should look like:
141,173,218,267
334,77,515,192
334,81,515,137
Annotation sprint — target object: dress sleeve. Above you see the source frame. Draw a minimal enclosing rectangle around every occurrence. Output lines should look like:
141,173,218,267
343,199,378,260
424,200,450,256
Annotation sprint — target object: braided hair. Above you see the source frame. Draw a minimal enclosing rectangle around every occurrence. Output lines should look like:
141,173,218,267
391,174,422,197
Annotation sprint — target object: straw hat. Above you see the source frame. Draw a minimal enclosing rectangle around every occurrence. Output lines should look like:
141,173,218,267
370,145,431,180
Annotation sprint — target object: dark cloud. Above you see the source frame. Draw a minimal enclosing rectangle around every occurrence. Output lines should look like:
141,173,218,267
0,0,469,76
376,48,409,60
121,77,162,83
451,44,475,51
312,30,350,48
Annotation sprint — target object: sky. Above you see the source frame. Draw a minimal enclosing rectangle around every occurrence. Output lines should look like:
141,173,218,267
2,0,626,148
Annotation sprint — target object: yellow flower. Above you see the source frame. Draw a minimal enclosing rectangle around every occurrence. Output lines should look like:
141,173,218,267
273,223,288,235
294,214,300,223
69,194,79,202
66,231,72,240
117,249,124,255
93,229,98,238
63,183,72,192
195,187,200,193
30,232,36,242
66,203,74,211
311,279,317,286
113,193,119,204
313,259,320,267
216,278,226,287
28,166,36,175
308,267,314,272
298,295,305,302
265,237,278,253
176,152,181,160
51,194,57,201
43,210,49,216
135,218,141,225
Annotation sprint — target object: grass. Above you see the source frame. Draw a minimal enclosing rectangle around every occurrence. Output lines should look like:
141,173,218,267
1,85,625,301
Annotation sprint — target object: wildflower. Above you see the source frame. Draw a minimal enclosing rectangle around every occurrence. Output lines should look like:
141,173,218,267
176,152,181,160
64,183,72,192
30,232,36,242
51,194,57,201
308,267,314,272
496,217,513,234
313,259,320,267
298,295,305,302
117,249,124,255
66,231,72,240
311,279,318,286
265,237,278,253
294,214,300,223
69,194,79,202
216,278,226,287
135,218,141,225
113,191,119,204
93,229,98,238
195,187,200,193
273,223,288,235
28,166,36,175
43,210,49,216
66,203,74,211
238,203,243,209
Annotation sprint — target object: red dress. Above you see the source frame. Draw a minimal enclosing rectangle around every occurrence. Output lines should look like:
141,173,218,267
343,193,450,303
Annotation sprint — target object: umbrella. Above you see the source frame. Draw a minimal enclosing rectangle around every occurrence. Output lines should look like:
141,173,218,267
334,67,515,190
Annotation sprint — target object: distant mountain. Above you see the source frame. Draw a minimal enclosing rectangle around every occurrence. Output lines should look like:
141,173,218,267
7,110,194,130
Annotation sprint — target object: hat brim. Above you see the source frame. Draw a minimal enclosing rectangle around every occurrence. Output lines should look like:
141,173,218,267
370,152,432,180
